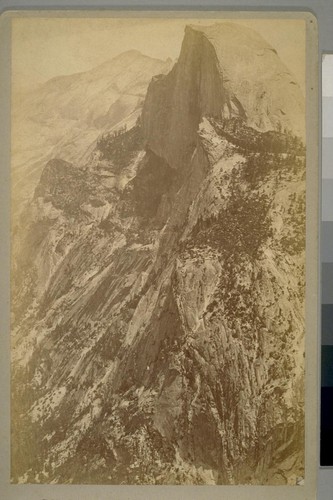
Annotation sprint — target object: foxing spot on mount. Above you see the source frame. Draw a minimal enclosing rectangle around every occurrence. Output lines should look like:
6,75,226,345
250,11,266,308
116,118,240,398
11,19,306,485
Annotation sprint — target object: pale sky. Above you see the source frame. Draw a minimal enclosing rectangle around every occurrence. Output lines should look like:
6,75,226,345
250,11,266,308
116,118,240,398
12,16,305,93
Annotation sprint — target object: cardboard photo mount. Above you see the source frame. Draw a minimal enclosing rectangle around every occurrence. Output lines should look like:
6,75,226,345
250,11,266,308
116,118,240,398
0,9,318,500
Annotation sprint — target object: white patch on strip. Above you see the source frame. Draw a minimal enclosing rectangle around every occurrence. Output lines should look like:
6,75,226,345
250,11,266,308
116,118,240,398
323,54,333,97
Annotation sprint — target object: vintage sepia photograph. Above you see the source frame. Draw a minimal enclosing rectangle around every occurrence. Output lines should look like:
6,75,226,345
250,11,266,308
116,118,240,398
10,13,311,486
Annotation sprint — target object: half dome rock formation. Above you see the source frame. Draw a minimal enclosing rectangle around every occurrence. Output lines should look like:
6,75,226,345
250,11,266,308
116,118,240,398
142,23,304,169
11,22,305,486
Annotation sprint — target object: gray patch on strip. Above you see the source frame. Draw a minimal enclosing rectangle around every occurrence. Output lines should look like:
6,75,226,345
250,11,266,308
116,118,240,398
322,139,333,179
321,222,333,262
322,180,333,221
322,263,333,304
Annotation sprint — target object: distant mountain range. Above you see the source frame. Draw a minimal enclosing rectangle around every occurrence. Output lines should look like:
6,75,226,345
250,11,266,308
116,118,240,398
11,50,173,216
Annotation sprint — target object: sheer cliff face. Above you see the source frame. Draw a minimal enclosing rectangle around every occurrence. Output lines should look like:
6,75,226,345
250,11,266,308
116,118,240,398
142,26,224,169
12,23,305,485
